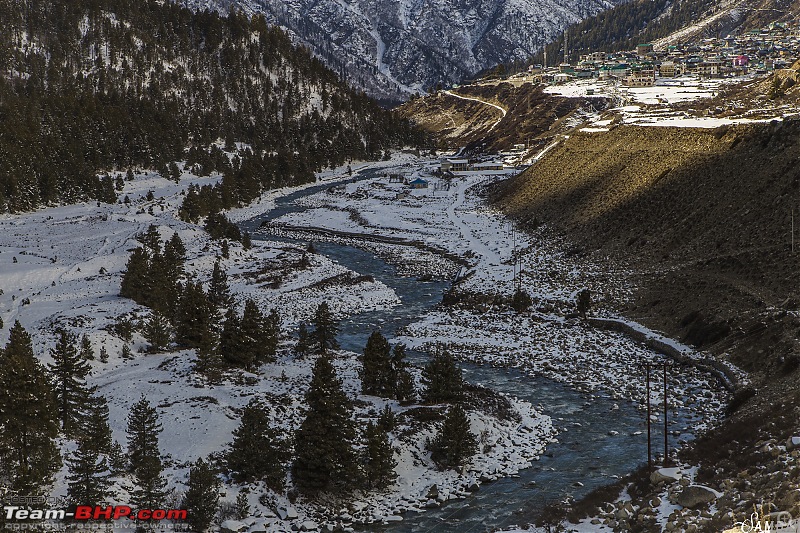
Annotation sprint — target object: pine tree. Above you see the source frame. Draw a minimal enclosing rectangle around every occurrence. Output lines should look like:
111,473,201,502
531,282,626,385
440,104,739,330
131,454,169,515
121,344,134,360
83,395,113,455
396,371,416,405
362,421,397,490
80,334,95,360
377,405,396,432
427,405,478,470
227,399,287,490
262,308,281,362
511,288,532,313
126,396,162,474
99,345,109,363
360,331,393,397
391,344,415,404
311,302,339,354
120,247,151,303
295,323,310,357
143,312,172,353
219,307,246,368
293,355,359,495
66,439,112,506
421,348,463,404
128,398,168,518
175,281,217,354
182,458,219,533
239,300,263,369
163,233,186,286
0,322,61,494
138,225,162,254
148,252,181,317
48,328,93,436
109,442,127,476
208,259,232,308
235,492,250,520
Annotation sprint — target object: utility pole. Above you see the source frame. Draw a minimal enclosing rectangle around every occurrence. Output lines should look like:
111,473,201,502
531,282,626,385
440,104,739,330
645,362,652,469
663,362,669,466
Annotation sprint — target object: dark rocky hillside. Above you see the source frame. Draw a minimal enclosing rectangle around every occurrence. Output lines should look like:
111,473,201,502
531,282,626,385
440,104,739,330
496,123,800,375
494,122,800,521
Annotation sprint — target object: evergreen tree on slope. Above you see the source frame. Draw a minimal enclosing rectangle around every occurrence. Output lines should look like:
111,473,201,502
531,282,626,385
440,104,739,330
227,399,287,490
182,458,219,533
48,328,93,436
293,355,359,495
311,301,339,355
0,322,61,494
67,439,112,506
421,347,463,404
127,397,168,514
427,404,478,470
360,330,393,397
362,421,397,490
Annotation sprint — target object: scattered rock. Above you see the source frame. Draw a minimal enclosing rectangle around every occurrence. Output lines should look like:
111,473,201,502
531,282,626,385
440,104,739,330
426,484,439,500
220,520,248,533
277,506,299,520
677,485,720,509
651,467,683,484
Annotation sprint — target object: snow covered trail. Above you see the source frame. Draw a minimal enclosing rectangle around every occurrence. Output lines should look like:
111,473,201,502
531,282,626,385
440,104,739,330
443,90,507,132
446,174,506,266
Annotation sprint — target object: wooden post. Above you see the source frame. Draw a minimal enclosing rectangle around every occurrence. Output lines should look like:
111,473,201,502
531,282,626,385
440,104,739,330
663,362,669,466
646,363,652,469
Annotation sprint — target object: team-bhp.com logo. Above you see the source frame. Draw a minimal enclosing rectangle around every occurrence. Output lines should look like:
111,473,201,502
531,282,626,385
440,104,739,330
4,505,187,525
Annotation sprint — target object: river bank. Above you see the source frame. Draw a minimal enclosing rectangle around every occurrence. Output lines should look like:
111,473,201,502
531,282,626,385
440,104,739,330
0,154,571,532
256,155,740,531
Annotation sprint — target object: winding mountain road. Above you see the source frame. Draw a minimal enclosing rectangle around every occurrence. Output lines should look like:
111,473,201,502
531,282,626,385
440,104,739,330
442,90,507,132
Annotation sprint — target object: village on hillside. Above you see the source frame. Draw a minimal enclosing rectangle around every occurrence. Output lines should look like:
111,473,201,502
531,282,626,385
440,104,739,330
499,21,799,89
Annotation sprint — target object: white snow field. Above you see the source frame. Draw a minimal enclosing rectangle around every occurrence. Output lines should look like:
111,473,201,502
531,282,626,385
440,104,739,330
0,154,558,531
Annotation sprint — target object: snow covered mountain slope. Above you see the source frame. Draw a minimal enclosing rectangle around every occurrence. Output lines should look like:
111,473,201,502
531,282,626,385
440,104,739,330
180,0,619,102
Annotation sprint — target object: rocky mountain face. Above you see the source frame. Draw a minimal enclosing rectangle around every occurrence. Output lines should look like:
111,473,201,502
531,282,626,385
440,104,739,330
180,0,618,102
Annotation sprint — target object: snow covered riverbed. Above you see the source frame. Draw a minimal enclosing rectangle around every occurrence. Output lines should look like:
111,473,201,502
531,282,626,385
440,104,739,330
265,160,728,419
0,155,566,532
